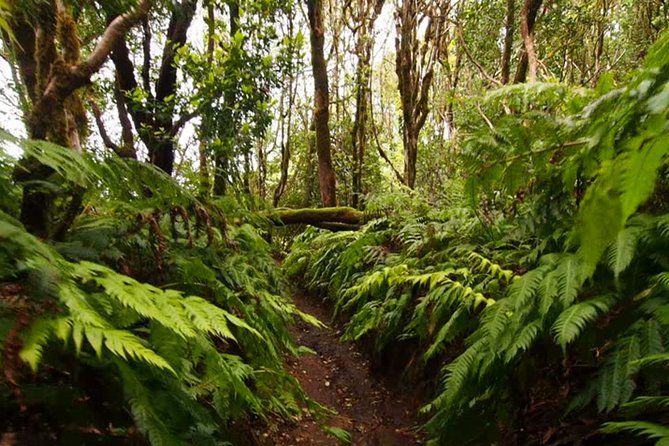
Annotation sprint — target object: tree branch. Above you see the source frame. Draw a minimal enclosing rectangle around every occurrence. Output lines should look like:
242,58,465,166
456,25,502,87
113,76,136,157
169,109,199,137
89,98,120,152
31,0,152,140
77,0,152,85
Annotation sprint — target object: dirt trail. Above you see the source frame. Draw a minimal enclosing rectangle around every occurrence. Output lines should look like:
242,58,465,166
260,292,423,446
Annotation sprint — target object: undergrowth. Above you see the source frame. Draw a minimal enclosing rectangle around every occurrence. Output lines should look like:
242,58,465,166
0,135,313,444
285,30,669,446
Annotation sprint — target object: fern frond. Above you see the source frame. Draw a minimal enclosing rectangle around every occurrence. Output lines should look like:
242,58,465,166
552,295,616,349
423,308,466,361
504,319,542,362
601,420,669,443
555,254,585,307
634,352,669,367
622,396,669,413
508,265,549,310
597,335,641,412
19,318,59,371
103,329,175,373
116,360,185,446
606,227,640,278
440,338,488,409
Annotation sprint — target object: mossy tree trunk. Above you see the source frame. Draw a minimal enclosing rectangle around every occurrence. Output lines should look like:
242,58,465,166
7,0,151,237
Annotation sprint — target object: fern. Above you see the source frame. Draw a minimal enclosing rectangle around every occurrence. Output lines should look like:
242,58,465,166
597,335,641,413
607,227,640,278
601,421,669,444
552,295,616,349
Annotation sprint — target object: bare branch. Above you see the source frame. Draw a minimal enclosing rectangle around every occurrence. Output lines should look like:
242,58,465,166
169,110,199,137
79,0,152,82
89,98,120,153
456,25,502,87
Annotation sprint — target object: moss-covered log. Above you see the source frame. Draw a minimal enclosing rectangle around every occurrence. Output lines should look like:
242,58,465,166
270,207,363,230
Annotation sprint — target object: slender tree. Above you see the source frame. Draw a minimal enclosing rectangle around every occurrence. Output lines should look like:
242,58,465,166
349,0,385,208
514,0,543,83
395,0,447,189
306,0,337,206
273,7,298,206
501,0,516,84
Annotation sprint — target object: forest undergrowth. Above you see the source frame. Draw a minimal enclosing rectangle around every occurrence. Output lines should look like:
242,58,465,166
0,135,320,445
284,30,669,446
2,11,669,446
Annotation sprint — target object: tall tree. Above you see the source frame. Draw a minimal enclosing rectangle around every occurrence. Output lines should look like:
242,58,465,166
349,0,385,208
306,0,337,206
501,0,516,84
514,0,543,83
395,0,447,189
213,0,240,195
272,13,298,206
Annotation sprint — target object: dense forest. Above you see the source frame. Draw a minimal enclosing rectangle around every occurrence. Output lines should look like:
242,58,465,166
1,0,669,444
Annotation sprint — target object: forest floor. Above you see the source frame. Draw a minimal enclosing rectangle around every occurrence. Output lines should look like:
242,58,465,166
258,291,424,446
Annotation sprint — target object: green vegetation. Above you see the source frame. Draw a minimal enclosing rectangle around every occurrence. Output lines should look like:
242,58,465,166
1,137,312,443
1,0,669,444
285,32,669,445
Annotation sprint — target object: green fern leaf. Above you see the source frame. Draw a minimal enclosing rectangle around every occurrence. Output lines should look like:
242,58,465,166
424,308,465,361
597,335,640,412
601,420,669,442
19,318,57,372
104,330,175,373
635,352,669,367
619,137,669,223
116,360,185,446
504,319,542,362
622,396,669,413
509,265,549,310
555,255,585,307
553,295,615,349
441,338,487,408
606,227,639,278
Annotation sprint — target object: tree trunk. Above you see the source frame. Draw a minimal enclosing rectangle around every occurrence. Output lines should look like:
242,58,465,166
351,0,385,208
214,0,241,196
306,0,337,207
501,0,515,84
514,0,542,83
403,127,418,189
152,0,197,174
304,115,317,207
8,0,150,236
198,1,216,198
273,9,296,207
110,0,196,176
395,0,445,190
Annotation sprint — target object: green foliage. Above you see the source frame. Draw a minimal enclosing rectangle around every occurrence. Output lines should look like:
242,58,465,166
0,136,308,444
285,29,669,446
322,426,352,445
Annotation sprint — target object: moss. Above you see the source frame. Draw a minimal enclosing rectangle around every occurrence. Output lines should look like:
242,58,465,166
272,207,364,226
56,10,80,64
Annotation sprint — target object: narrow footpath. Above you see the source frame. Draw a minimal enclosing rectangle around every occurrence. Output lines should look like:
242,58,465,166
260,292,423,446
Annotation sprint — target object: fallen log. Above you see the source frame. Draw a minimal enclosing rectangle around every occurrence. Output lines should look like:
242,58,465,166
270,207,363,231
